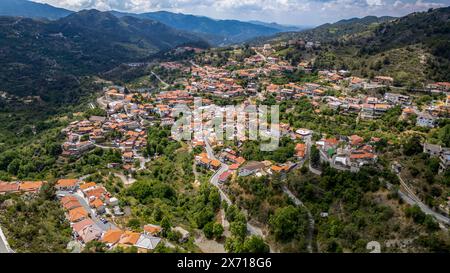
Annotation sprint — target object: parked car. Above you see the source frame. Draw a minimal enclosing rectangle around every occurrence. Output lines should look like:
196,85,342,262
99,217,108,224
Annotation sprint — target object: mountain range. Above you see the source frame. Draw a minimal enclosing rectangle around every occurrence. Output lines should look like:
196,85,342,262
266,7,450,86
0,0,301,45
0,9,205,103
0,0,449,104
0,0,71,19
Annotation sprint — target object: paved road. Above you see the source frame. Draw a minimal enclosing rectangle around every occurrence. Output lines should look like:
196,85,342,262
151,71,169,89
281,137,315,253
282,186,315,253
254,49,267,62
57,191,118,231
393,175,450,225
113,172,136,186
0,226,11,253
204,138,267,240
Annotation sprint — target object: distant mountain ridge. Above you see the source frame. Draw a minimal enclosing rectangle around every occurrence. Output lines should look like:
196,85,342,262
0,0,293,45
0,9,205,103
247,20,310,32
266,15,397,43
0,0,71,19
111,10,284,45
265,7,450,86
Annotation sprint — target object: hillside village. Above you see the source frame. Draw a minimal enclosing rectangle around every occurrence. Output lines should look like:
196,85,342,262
1,39,449,254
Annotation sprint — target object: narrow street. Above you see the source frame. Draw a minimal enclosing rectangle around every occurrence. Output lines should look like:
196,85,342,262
393,175,450,225
57,191,118,231
282,186,315,253
204,138,268,241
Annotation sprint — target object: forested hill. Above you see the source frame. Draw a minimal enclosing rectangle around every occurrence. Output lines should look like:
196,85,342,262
111,10,285,46
0,0,71,19
321,7,450,84
257,15,396,44
267,7,450,87
0,9,206,104
350,7,450,82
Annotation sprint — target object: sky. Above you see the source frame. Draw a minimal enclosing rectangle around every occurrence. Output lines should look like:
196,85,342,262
34,0,450,26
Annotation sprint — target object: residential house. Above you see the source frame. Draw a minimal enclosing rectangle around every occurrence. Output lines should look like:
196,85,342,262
384,93,411,105
55,179,79,192
78,224,102,244
439,152,450,173
72,218,97,241
19,181,43,194
90,198,106,214
101,229,124,247
0,182,19,195
135,234,161,252
373,76,394,86
143,224,162,236
295,143,306,159
238,161,266,177
118,231,141,248
68,207,89,223
80,182,97,192
218,171,232,183
423,143,442,157
416,112,436,128
60,196,82,211
349,135,364,147
349,151,377,167
210,159,222,170
173,226,190,243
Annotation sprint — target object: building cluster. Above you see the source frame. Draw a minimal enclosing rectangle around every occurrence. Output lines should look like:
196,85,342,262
317,135,380,172
99,226,162,252
61,87,152,170
0,181,43,195
56,178,162,252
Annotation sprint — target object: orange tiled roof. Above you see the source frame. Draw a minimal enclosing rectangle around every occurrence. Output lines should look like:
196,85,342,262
324,138,339,146
295,143,306,151
72,218,95,234
56,179,78,188
90,198,104,208
200,157,211,165
19,181,43,192
85,187,106,199
235,157,246,165
80,182,96,191
102,229,124,244
210,159,221,168
0,182,19,193
119,231,141,245
61,198,82,211
350,152,375,159
144,225,162,234
68,207,89,222
271,165,283,172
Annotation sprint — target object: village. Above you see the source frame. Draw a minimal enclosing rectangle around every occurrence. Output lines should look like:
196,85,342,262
1,41,449,253
57,41,450,227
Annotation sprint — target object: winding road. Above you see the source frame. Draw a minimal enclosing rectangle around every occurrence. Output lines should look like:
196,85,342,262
282,186,315,253
204,138,266,239
392,174,450,225
282,136,315,253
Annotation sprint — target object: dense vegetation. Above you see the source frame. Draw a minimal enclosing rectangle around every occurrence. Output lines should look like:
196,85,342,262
0,10,204,103
0,183,72,253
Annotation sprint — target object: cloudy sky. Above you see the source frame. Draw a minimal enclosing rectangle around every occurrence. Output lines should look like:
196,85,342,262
34,0,450,26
